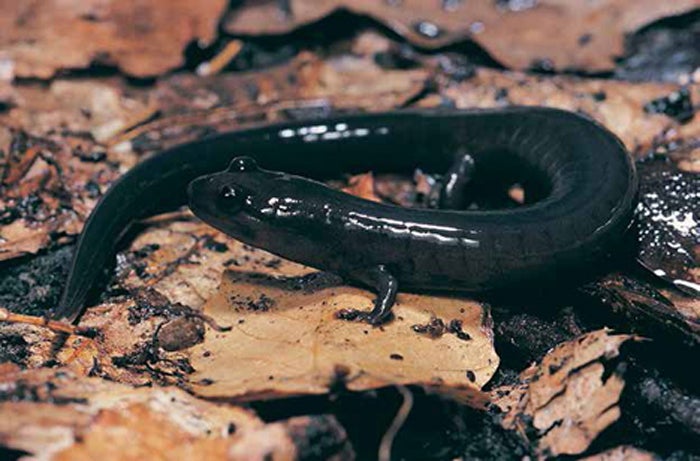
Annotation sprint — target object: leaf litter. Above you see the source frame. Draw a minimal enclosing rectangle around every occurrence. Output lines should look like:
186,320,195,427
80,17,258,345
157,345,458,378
223,0,698,72
0,6,697,459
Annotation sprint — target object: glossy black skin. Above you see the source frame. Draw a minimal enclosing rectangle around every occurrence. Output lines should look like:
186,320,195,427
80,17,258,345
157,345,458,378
53,107,638,323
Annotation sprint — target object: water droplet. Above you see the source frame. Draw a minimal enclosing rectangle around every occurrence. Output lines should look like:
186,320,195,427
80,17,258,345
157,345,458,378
442,0,463,12
413,21,443,39
469,21,485,34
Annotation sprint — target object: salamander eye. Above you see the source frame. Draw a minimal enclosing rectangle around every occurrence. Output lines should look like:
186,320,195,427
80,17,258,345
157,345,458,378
228,156,258,172
217,185,244,211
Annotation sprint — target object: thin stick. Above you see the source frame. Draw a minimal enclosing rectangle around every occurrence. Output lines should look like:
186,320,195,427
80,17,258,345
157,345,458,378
378,385,414,461
197,40,244,76
0,308,98,337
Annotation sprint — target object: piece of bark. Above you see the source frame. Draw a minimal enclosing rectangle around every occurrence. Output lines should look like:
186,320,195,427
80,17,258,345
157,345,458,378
428,67,700,157
0,0,227,78
128,51,428,151
341,172,382,202
492,329,638,458
223,0,698,72
634,375,700,436
0,365,352,460
581,274,699,348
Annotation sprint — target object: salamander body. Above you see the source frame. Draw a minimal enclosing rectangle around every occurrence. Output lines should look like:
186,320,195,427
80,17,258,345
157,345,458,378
53,108,638,324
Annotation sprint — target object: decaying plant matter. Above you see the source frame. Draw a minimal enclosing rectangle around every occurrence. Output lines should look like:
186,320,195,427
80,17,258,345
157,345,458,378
0,1,697,460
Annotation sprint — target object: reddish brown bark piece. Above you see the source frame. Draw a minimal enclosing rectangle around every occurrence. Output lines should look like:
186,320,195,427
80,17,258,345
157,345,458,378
131,52,428,150
223,0,698,72
0,0,227,78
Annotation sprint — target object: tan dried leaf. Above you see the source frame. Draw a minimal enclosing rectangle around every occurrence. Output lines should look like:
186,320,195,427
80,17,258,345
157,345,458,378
0,0,227,78
187,263,498,401
492,329,638,458
46,213,495,400
224,0,697,72
0,220,50,261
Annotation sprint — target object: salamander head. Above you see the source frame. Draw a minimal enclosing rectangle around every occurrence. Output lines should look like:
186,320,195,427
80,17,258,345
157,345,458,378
187,156,324,254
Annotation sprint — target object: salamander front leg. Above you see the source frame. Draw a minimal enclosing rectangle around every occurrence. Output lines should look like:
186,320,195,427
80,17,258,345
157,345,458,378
353,265,398,325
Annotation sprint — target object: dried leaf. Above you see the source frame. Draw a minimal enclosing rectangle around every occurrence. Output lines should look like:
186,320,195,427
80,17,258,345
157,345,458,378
186,257,498,401
3,79,151,137
0,220,50,261
9,211,496,401
0,0,227,78
0,367,258,457
224,0,697,72
492,329,637,458
0,367,352,460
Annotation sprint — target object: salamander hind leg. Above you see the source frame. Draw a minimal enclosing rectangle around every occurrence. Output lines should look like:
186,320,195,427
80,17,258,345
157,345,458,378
351,265,398,325
429,149,476,210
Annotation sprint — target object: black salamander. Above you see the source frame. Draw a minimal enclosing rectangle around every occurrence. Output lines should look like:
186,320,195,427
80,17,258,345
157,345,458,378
52,107,638,324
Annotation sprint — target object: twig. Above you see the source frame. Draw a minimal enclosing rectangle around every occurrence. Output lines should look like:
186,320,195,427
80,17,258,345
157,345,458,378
378,385,414,461
92,102,160,143
196,40,244,76
0,307,98,337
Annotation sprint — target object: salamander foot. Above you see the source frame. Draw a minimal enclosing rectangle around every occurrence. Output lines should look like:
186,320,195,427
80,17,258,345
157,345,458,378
353,265,398,325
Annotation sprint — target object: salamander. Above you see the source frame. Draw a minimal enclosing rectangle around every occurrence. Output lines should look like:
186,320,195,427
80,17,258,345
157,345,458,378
52,107,638,324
